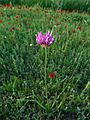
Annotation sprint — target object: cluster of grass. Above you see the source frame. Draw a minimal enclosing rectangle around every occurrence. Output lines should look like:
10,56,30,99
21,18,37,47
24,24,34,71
0,0,57,8
0,6,90,119
0,0,90,12
62,0,90,12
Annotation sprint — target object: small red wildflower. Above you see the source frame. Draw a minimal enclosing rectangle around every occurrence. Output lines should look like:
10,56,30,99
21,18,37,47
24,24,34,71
12,27,15,30
28,24,31,26
49,72,55,79
72,29,76,33
0,12,3,15
64,25,67,29
4,4,12,8
78,26,81,31
16,19,18,22
0,19,2,22
16,15,19,19
10,29,12,32
30,18,32,21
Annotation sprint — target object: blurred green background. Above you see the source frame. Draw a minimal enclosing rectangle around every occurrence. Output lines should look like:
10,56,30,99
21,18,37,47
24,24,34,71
0,0,90,12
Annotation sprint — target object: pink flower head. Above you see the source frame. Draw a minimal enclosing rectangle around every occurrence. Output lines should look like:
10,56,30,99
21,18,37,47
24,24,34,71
36,31,54,47
36,32,45,44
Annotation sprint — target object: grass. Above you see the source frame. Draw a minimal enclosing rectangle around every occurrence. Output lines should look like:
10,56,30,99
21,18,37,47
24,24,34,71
0,5,90,120
0,0,90,12
60,0,90,12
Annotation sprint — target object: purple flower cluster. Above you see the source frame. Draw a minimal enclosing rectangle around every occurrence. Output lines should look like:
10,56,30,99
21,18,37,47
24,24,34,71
36,32,54,47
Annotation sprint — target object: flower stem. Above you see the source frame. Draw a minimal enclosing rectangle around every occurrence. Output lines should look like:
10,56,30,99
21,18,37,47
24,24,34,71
45,47,48,107
51,25,56,34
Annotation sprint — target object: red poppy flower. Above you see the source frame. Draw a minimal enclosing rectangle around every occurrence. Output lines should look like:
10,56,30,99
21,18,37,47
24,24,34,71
49,72,55,79
0,19,2,22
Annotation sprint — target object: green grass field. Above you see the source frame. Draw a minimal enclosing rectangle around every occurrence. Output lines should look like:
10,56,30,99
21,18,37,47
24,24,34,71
0,5,90,120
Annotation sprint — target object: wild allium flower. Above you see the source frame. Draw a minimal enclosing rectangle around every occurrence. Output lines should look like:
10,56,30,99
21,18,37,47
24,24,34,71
36,31,55,106
36,32,54,47
36,32,45,45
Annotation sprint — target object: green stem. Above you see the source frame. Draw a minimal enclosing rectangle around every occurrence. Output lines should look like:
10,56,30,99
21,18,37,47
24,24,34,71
45,47,48,106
